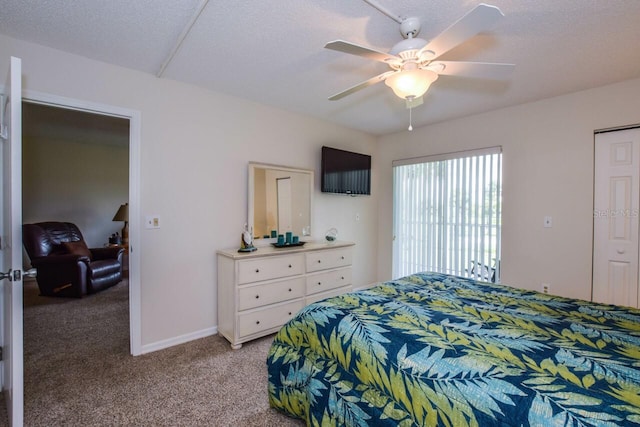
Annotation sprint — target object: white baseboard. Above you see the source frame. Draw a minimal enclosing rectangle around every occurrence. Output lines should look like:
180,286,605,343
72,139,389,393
138,282,379,354
140,326,218,355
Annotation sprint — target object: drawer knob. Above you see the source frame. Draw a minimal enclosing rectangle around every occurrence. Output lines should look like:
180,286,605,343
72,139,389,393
255,269,260,273
317,260,321,263
288,288,292,292
288,264,292,268
255,295,260,299
317,281,322,285
256,320,260,325
341,276,344,280
341,256,345,260
288,312,292,315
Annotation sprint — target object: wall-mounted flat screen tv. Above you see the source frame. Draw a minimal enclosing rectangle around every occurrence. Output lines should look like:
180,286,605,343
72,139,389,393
321,146,371,195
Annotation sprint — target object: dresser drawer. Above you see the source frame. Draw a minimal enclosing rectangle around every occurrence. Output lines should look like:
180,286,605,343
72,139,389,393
217,242,356,349
238,277,305,311
306,247,352,272
238,254,304,284
238,300,304,337
306,267,352,295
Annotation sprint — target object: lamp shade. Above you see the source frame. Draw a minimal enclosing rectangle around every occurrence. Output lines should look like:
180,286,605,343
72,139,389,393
112,203,128,222
385,69,438,100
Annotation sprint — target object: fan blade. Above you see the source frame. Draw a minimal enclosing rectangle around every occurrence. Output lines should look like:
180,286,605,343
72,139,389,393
429,61,514,79
328,71,397,101
325,40,401,65
418,4,504,60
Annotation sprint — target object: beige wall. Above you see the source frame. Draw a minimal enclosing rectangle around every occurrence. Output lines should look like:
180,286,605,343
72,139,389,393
0,34,378,349
377,77,640,301
22,136,129,248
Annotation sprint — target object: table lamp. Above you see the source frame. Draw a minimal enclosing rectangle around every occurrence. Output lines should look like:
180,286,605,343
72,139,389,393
112,203,129,244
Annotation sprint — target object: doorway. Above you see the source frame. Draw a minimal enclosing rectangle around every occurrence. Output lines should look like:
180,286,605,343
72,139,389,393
21,91,141,354
21,100,132,354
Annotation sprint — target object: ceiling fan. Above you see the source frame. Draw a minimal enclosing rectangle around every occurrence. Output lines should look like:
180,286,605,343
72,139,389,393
325,1,514,108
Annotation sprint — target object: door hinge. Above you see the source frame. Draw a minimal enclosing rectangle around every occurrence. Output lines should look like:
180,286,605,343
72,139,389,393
0,346,3,361
0,94,7,140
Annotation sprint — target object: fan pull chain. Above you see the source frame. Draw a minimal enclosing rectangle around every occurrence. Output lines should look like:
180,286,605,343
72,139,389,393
408,106,413,131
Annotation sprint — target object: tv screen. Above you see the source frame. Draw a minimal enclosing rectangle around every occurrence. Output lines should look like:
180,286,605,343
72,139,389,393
321,146,371,195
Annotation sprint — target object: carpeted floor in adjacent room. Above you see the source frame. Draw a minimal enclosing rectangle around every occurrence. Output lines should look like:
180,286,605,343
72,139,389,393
18,279,304,426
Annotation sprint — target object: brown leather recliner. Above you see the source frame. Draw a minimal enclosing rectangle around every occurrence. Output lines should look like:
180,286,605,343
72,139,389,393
22,222,124,298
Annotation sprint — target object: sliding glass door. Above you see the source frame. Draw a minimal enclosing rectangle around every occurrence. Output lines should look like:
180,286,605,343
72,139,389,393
392,147,502,282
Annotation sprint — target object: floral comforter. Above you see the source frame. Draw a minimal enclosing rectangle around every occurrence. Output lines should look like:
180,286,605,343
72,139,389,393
267,272,640,426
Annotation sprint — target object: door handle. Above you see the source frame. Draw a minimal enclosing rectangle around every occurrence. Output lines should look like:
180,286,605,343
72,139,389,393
617,249,625,254
0,268,37,281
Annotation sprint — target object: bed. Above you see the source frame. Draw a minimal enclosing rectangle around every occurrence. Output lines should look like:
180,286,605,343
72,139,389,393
267,272,640,426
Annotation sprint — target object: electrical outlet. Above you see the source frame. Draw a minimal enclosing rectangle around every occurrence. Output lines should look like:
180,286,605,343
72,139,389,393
541,283,550,294
145,215,161,229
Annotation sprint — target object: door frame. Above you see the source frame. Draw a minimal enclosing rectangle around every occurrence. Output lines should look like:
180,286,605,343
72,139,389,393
22,89,142,355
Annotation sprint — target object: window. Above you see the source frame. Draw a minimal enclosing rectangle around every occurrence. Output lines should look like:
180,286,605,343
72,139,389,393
392,147,502,282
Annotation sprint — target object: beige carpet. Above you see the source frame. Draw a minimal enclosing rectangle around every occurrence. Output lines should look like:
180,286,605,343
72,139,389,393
20,279,305,426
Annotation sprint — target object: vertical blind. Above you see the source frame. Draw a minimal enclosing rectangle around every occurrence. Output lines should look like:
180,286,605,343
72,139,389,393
392,147,502,282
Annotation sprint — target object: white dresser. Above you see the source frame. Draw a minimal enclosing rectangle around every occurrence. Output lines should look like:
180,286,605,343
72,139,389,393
217,241,354,349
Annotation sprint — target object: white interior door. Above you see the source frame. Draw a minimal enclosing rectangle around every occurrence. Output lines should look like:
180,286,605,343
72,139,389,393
1,56,24,426
593,128,640,308
277,177,292,233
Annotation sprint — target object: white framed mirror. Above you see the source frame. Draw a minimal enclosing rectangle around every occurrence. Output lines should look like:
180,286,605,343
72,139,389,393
248,162,314,241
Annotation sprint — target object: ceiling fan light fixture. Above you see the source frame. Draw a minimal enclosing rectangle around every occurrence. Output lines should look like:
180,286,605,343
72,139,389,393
385,68,438,100
324,4,513,105
390,37,428,56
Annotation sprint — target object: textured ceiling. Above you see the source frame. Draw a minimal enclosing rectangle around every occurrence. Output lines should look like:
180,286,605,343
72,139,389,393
2,0,640,136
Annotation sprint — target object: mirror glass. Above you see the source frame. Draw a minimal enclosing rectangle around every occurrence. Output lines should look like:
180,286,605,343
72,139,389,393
248,162,314,240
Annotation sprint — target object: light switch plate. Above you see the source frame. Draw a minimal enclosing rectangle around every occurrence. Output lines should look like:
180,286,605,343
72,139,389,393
145,215,160,229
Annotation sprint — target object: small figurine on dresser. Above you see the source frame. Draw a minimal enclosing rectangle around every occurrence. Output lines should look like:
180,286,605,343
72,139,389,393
239,223,257,252
325,227,338,243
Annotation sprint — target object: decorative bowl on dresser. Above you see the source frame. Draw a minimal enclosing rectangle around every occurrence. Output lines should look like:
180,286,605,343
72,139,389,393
216,240,354,349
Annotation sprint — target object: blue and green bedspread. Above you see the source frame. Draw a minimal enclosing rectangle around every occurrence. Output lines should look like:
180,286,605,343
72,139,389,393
267,272,640,426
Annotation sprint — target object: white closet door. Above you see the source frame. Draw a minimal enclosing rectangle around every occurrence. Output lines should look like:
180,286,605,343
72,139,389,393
593,128,640,308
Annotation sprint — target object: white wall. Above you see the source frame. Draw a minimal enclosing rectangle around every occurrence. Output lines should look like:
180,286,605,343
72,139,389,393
377,77,640,301
0,34,378,349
